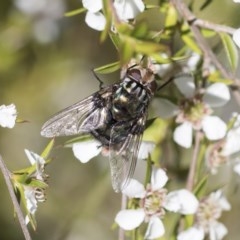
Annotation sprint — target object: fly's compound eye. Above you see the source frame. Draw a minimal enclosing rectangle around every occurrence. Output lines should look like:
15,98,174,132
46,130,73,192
127,69,142,82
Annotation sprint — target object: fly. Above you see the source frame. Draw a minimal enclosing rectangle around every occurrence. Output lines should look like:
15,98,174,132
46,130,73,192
41,62,161,192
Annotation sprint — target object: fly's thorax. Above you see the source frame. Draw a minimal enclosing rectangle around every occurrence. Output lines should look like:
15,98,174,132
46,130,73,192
111,77,151,121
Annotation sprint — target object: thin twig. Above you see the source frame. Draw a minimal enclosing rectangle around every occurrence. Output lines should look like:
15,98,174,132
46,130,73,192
186,132,201,191
118,194,127,240
0,154,32,240
193,19,235,35
170,0,240,107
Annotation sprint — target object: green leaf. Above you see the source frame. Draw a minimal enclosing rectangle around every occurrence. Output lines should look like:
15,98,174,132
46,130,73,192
165,5,178,28
220,32,239,71
181,24,201,54
181,33,201,54
194,174,208,197
41,139,55,159
132,22,148,39
134,40,166,55
16,118,29,123
64,8,86,17
26,179,48,188
109,32,121,50
119,40,135,64
94,61,120,74
201,28,216,38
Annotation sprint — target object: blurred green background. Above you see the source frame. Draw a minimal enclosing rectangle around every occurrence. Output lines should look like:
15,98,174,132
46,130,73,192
1,0,240,239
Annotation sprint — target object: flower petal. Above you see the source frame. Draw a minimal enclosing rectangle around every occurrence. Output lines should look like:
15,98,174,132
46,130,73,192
0,104,17,128
233,28,240,48
173,122,193,148
24,149,45,166
152,98,179,119
138,141,155,160
221,129,240,156
174,76,195,98
115,209,145,230
144,217,165,239
209,221,228,240
203,83,230,107
82,0,102,12
85,11,106,31
151,168,168,191
164,189,199,214
72,140,102,163
177,227,204,240
24,187,38,215
210,190,231,211
186,53,201,71
202,116,227,140
122,179,145,198
114,0,145,20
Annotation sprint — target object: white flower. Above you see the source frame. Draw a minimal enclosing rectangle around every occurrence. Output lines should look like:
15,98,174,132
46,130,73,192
23,150,47,224
82,0,145,30
115,168,198,239
72,139,155,163
24,149,46,180
114,0,145,20
233,0,240,3
178,190,230,240
162,76,229,148
82,0,106,31
0,104,17,128
233,28,240,48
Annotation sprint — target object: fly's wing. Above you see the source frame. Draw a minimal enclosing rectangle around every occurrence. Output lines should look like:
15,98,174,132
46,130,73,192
41,88,112,138
108,116,146,192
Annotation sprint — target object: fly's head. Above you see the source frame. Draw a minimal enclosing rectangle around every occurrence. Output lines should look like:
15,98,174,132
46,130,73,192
123,60,157,96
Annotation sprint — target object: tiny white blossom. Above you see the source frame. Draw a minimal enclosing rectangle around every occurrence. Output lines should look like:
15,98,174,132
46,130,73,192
82,0,144,30
172,77,229,148
115,168,198,239
178,190,230,240
206,113,240,174
233,0,240,3
0,104,17,128
114,0,145,20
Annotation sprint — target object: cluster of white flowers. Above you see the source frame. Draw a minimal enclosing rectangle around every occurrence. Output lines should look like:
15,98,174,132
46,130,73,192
0,104,17,128
115,168,198,239
82,0,145,31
